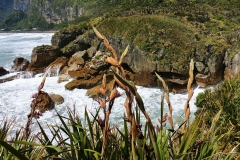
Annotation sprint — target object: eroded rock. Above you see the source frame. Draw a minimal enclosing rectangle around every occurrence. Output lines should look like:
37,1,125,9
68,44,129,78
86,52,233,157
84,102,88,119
45,56,68,76
26,45,59,74
12,57,29,71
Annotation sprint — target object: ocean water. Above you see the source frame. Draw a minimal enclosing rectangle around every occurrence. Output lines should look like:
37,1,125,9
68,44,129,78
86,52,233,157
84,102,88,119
0,33,206,135
0,33,53,70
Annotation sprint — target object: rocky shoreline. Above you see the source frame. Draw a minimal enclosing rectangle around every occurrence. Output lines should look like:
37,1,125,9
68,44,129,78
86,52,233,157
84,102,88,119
1,26,240,96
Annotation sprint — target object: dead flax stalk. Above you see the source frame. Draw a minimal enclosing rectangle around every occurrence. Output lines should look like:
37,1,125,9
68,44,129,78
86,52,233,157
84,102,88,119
183,59,194,131
155,73,174,128
112,69,160,160
24,77,46,140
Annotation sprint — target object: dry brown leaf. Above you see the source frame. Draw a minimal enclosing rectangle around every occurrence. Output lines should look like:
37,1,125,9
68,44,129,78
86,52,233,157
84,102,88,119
93,27,104,40
119,45,129,64
99,87,107,96
108,88,118,101
106,57,120,67
102,74,107,88
38,77,46,92
168,115,173,128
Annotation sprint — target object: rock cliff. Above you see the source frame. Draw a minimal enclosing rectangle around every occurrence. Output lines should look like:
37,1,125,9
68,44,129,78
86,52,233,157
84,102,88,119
13,0,85,24
27,27,239,93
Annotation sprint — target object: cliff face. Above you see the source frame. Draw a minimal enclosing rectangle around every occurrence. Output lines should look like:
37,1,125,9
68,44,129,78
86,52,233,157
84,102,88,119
13,0,85,24
14,0,29,11
27,27,235,92
35,0,85,24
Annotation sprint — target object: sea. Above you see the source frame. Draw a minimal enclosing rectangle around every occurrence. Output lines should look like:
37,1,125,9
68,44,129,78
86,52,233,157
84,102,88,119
0,33,206,135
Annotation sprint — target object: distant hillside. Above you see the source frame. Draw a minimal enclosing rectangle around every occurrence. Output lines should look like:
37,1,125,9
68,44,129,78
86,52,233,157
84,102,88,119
0,0,240,31
0,0,14,22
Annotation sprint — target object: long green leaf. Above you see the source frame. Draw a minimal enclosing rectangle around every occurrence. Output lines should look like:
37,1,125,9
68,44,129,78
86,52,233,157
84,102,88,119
55,112,77,160
0,140,29,160
84,149,102,160
36,121,56,155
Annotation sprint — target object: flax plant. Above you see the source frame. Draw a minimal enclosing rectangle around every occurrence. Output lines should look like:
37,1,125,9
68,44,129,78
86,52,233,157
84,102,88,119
94,26,159,159
93,26,129,157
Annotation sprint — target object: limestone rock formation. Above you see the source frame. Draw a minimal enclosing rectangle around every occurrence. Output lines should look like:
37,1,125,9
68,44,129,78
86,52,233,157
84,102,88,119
12,57,29,71
194,45,225,87
0,66,9,76
26,45,59,74
65,75,104,90
27,28,240,92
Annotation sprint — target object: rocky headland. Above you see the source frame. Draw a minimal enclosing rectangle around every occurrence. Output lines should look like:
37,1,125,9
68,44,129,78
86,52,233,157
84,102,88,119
1,15,240,97
22,24,240,96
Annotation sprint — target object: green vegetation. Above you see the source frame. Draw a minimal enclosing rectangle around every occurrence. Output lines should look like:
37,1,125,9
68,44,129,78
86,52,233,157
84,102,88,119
34,45,59,53
195,75,240,149
96,15,196,72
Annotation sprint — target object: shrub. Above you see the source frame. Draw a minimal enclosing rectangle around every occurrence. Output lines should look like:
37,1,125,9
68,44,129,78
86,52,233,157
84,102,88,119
195,75,240,150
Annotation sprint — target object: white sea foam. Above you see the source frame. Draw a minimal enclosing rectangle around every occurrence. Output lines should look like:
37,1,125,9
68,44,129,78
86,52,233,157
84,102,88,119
0,75,206,134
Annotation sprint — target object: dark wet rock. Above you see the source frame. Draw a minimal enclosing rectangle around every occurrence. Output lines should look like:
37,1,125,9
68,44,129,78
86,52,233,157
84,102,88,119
12,57,29,71
0,66,9,76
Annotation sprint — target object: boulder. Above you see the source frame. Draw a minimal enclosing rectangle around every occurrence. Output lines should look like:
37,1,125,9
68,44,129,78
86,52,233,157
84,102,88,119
49,93,64,105
57,74,71,83
65,75,104,90
0,66,9,76
26,45,59,74
12,57,29,71
0,71,33,83
68,50,88,71
195,73,210,87
87,46,97,58
45,56,68,76
90,51,110,70
194,45,225,87
224,52,240,79
195,61,205,74
32,92,55,113
0,74,17,83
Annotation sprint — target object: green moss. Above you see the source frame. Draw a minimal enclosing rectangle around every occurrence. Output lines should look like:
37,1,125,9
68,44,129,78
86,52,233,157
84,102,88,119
34,45,59,53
